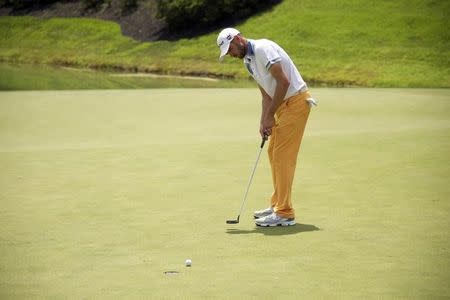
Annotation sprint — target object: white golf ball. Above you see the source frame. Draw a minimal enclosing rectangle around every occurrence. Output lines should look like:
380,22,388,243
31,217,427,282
185,259,192,267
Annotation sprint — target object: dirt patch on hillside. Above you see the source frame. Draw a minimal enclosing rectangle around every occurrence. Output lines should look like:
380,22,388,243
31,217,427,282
0,0,282,42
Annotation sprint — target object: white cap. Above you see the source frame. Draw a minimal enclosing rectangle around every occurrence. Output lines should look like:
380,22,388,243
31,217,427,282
217,28,240,61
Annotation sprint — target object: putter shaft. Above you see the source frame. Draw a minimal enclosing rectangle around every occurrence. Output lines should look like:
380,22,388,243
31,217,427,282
226,136,267,224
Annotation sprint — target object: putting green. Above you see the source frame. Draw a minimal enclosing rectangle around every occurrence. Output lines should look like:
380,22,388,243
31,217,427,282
0,88,449,299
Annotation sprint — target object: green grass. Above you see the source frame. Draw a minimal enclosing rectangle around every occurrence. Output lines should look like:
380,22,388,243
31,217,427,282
0,88,449,298
0,63,254,90
0,0,449,87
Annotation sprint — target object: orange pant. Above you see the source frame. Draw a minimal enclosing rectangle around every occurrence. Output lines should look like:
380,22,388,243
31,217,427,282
268,91,311,219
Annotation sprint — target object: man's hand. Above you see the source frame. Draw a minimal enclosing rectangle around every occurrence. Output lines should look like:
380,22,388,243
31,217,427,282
261,114,275,137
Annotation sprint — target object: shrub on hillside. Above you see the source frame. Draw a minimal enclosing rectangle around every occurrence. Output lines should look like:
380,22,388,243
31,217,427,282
118,0,137,15
156,0,280,31
81,0,104,10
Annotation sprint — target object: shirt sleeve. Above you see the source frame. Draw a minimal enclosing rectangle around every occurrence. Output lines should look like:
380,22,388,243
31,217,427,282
255,44,281,71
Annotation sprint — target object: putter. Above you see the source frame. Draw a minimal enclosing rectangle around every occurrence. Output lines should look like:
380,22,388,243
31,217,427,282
226,135,268,224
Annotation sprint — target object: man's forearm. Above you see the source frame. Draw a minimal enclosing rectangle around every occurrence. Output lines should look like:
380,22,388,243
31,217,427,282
267,80,289,117
261,96,271,123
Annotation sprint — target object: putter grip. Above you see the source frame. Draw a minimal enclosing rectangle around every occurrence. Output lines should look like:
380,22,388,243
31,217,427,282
260,135,268,148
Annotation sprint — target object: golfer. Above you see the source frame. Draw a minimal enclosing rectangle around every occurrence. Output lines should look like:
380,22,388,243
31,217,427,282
217,28,317,227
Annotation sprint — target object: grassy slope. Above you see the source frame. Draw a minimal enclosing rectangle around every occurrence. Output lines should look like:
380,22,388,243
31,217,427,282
0,63,254,90
0,0,449,87
0,89,449,298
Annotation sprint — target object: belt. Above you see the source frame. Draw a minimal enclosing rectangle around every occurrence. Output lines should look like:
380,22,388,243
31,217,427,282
284,86,318,108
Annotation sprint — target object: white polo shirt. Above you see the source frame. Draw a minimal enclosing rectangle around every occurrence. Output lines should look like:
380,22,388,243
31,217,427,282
244,39,307,100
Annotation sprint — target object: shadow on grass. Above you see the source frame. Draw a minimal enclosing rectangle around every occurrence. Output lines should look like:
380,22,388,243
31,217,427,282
226,224,321,236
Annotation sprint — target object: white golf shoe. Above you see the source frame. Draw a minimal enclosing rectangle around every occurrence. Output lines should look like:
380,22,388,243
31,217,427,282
253,207,274,219
255,212,296,227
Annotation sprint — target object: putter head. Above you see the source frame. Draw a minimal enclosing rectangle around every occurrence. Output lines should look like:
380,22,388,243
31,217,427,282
226,220,239,224
226,215,240,224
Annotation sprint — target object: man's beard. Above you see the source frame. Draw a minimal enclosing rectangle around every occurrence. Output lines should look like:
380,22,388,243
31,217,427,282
236,43,246,59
